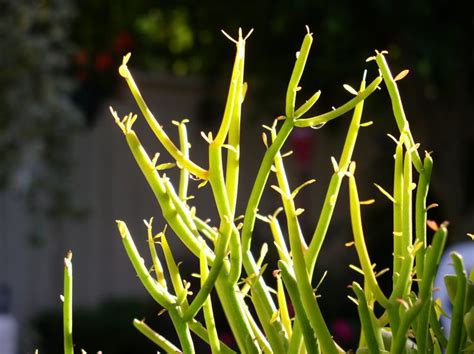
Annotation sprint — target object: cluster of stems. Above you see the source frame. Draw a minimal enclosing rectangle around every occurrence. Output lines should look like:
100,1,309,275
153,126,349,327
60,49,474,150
80,28,474,353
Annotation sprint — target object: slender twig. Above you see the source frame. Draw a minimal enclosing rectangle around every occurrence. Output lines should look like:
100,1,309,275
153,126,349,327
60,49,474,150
294,75,382,128
63,251,74,354
118,54,208,180
306,71,369,270
133,319,182,353
374,52,422,172
200,248,221,354
352,282,384,353
174,119,191,201
445,252,467,354
348,164,390,308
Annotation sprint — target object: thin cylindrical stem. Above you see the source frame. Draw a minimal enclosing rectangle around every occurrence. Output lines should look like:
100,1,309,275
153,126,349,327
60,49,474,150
119,56,208,180
286,30,313,118
348,168,390,308
145,219,167,287
294,76,382,128
187,320,237,354
375,53,422,172
414,153,433,279
306,73,367,270
117,221,176,307
200,249,221,354
133,319,181,353
177,120,190,201
446,253,467,354
169,307,195,354
391,150,414,302
392,140,404,286
63,251,73,354
352,282,384,353
279,261,319,354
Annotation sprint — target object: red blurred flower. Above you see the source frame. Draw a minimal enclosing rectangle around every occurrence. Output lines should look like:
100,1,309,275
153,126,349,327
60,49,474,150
114,31,134,54
74,50,89,66
94,52,113,72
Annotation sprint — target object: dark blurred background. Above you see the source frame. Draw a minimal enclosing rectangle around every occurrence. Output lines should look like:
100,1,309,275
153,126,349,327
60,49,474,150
0,0,473,352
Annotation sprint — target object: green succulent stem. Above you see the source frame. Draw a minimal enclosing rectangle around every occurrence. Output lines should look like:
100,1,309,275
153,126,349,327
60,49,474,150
63,251,73,354
241,117,294,348
183,219,231,320
352,282,384,353
187,320,237,354
169,307,195,353
119,56,208,180
375,52,422,172
105,30,460,354
146,219,167,287
133,319,181,353
279,260,319,354
294,75,382,128
177,120,190,201
117,220,176,307
306,72,368,271
392,139,404,286
415,153,433,279
272,120,338,352
348,166,390,308
446,252,468,354
124,130,212,261
286,29,313,117
214,277,261,353
392,225,447,353
200,249,221,354
391,149,414,304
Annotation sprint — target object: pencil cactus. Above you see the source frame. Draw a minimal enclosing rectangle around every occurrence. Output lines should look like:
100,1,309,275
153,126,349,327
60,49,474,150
54,28,474,353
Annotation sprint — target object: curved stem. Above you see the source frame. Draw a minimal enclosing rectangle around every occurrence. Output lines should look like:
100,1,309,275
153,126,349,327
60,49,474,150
187,320,237,354
375,53,422,172
306,72,367,270
133,319,181,353
294,75,382,127
169,307,195,354
348,167,390,308
242,118,294,252
146,219,167,287
183,221,231,320
241,118,293,349
352,282,384,353
125,131,211,261
117,221,176,306
119,58,208,180
286,30,313,117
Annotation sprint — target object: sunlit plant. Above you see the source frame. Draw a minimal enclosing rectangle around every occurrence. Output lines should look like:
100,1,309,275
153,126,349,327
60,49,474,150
57,28,474,353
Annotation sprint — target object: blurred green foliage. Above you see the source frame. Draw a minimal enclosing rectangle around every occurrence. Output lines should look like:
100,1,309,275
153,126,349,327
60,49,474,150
73,0,472,93
71,1,473,137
